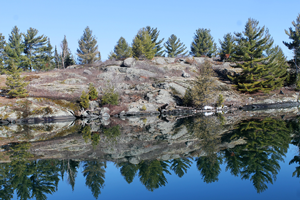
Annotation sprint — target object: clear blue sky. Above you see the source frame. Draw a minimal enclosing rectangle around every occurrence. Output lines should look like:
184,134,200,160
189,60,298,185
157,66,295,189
0,0,299,61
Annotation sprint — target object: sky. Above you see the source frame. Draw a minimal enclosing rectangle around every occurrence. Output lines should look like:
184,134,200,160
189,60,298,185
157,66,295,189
0,0,299,61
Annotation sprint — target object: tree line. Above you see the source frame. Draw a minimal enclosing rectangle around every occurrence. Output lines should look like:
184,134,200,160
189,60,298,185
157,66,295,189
1,14,300,96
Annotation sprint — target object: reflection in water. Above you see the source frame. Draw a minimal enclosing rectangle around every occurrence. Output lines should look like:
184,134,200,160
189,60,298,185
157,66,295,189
1,115,300,199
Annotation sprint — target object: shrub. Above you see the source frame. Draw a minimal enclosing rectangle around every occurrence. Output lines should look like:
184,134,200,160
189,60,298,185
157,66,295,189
141,104,147,111
216,94,224,107
102,86,119,105
80,91,90,109
88,83,98,100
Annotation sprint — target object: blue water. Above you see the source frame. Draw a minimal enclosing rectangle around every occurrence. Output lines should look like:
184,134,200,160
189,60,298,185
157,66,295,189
7,145,297,200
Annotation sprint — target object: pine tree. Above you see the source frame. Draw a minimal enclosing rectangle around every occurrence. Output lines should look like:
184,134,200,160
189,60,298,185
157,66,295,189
5,60,29,98
88,83,98,100
23,27,49,71
80,91,90,109
0,33,6,74
77,26,100,64
164,34,188,57
283,14,300,86
190,28,217,57
54,46,61,69
132,28,156,60
5,26,25,70
218,33,235,61
60,35,69,69
64,53,76,67
145,26,164,56
40,38,55,71
109,37,131,60
229,18,286,93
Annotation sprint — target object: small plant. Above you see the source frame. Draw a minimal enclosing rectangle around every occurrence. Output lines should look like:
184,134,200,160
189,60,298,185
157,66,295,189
80,91,90,109
216,94,224,107
141,104,147,111
102,85,119,105
88,83,98,100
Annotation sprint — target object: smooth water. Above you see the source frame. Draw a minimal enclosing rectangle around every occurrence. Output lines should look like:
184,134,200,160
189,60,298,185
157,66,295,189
2,114,300,200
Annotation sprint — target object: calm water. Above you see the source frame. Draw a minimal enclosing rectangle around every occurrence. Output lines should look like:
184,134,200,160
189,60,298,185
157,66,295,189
2,114,300,199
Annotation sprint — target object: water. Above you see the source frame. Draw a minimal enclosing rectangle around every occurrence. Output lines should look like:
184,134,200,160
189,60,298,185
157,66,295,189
2,113,300,199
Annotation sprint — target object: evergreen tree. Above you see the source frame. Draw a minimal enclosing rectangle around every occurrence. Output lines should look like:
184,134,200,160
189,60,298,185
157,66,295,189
54,45,61,69
64,53,76,67
23,27,49,71
5,26,25,70
145,26,164,56
39,38,55,71
5,60,29,98
77,26,101,64
164,34,188,57
190,28,217,57
283,14,300,86
116,162,138,184
229,18,286,93
80,91,90,109
170,158,192,178
108,37,131,60
132,28,156,60
88,83,98,100
0,33,6,74
218,33,235,61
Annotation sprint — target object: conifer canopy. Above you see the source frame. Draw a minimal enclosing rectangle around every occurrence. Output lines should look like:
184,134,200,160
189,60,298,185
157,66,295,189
218,33,235,61
164,34,188,57
132,28,156,60
190,28,217,57
109,37,131,60
145,26,164,57
77,26,101,64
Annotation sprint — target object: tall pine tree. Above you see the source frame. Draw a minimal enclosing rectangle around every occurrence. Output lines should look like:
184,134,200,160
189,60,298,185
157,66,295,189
145,26,164,56
23,27,49,71
0,33,6,74
76,26,100,64
108,37,131,60
229,18,287,93
218,33,235,61
132,28,156,60
283,14,300,87
190,28,217,58
5,26,25,70
164,34,188,57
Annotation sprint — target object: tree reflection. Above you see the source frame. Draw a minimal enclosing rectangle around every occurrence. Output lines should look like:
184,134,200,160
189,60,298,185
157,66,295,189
224,117,290,193
196,154,223,183
116,162,138,184
138,160,170,191
83,161,106,199
170,158,192,178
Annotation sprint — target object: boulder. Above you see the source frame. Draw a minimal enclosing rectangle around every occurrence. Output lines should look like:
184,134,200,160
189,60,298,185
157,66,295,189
64,78,84,84
83,70,92,75
156,90,176,105
123,58,136,67
152,57,167,65
169,82,186,96
182,70,190,78
89,101,99,111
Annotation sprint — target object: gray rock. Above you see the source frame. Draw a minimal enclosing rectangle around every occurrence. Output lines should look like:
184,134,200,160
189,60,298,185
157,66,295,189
152,82,169,89
153,57,167,65
89,101,99,111
83,70,92,75
182,70,190,78
193,57,207,64
164,58,176,64
118,67,127,73
100,107,110,115
123,58,136,67
128,157,140,165
156,90,176,105
101,113,110,121
169,82,186,96
64,78,84,84
104,66,120,73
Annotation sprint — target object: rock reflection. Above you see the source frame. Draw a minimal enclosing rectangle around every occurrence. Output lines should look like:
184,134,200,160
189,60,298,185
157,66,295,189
0,113,299,198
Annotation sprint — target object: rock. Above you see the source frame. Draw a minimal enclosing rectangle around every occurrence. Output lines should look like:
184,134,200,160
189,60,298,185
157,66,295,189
194,57,207,64
153,57,167,65
123,58,136,67
104,66,121,73
67,65,76,69
182,70,190,78
128,157,139,165
83,70,92,75
169,82,186,96
64,78,84,84
152,82,169,89
156,90,176,105
101,113,110,120
120,111,125,116
100,107,110,115
164,58,176,64
89,101,99,111
118,67,127,73
280,90,284,95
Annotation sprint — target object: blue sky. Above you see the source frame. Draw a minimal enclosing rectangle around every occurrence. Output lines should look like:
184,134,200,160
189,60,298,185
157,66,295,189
0,0,299,61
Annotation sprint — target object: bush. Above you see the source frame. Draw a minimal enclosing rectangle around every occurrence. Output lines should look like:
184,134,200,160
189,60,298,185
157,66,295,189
88,83,98,100
141,104,147,111
102,86,119,105
216,94,224,107
80,91,90,109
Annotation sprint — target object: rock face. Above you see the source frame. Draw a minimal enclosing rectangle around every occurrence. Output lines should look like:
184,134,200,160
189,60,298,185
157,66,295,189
123,58,136,67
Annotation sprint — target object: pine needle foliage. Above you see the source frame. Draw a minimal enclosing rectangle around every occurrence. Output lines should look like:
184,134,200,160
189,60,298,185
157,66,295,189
283,14,300,87
145,26,164,57
101,85,119,105
190,28,217,58
229,18,287,93
77,26,101,64
108,37,131,60
80,91,90,109
187,60,216,108
164,34,188,57
0,33,6,74
88,83,98,100
132,28,156,60
218,33,235,61
5,60,29,98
